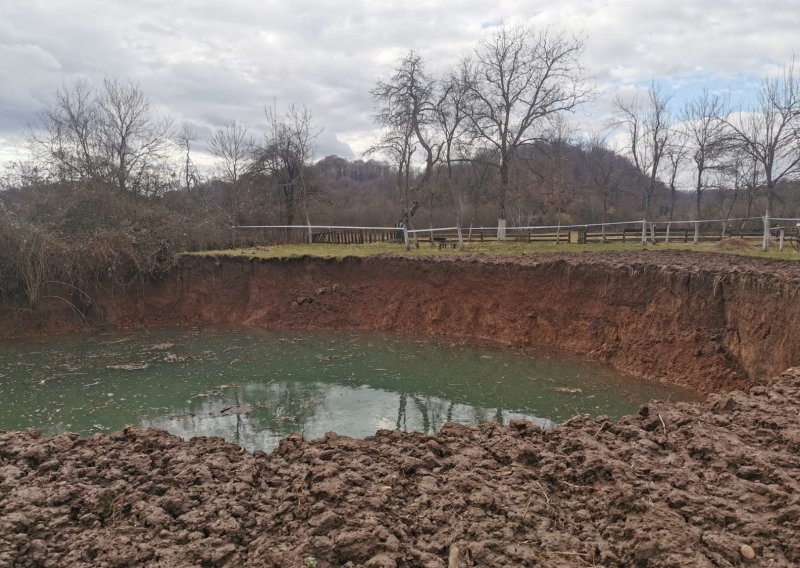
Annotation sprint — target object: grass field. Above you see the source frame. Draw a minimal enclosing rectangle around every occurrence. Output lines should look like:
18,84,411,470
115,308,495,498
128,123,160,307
188,238,800,261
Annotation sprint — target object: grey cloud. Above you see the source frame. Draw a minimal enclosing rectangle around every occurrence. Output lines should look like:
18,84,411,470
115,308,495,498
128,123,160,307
0,0,798,165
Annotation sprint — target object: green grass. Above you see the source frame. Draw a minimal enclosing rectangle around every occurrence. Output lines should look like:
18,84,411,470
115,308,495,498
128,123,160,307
186,238,800,262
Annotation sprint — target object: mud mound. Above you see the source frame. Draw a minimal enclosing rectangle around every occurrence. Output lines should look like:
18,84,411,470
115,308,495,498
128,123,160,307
1,369,799,567
712,237,759,251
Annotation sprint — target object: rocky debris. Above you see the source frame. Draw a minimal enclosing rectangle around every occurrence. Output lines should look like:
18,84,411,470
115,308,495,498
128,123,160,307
1,368,799,567
315,284,339,296
741,544,756,561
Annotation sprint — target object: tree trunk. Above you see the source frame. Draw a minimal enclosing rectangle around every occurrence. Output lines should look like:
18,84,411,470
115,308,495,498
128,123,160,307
497,160,509,240
602,198,608,243
767,181,775,216
305,207,312,244
284,183,295,226
669,187,676,221
694,172,703,245
184,150,191,193
645,193,656,244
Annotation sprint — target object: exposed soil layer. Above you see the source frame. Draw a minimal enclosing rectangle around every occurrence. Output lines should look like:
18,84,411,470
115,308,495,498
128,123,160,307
7,250,800,393
1,368,799,567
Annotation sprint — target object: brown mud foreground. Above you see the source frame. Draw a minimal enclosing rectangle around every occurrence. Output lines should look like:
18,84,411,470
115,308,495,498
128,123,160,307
1,368,799,567
5,251,800,393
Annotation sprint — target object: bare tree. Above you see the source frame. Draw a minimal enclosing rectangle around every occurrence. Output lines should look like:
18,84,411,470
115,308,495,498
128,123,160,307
663,130,688,222
30,79,101,184
434,62,472,248
257,103,321,233
366,120,417,247
371,50,441,234
30,78,173,195
613,82,672,242
722,58,800,216
682,91,728,242
583,134,629,239
97,79,173,194
728,150,763,233
176,124,199,193
463,25,589,239
536,116,578,240
713,149,747,237
208,120,255,187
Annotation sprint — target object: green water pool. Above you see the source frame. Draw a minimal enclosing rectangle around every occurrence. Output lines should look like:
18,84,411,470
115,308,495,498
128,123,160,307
0,328,700,452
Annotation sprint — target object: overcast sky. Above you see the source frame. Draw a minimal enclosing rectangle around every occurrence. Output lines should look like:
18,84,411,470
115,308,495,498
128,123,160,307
0,0,797,165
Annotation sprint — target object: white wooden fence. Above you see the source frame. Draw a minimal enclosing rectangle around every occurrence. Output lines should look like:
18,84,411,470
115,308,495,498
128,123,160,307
232,214,800,252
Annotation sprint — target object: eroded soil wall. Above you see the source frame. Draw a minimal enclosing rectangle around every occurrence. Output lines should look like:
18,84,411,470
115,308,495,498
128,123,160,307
4,251,800,392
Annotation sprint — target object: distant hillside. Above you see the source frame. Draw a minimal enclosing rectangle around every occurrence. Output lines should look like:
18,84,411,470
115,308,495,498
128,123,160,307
305,143,695,227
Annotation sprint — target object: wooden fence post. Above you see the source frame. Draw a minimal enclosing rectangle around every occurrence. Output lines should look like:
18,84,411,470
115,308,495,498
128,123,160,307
665,222,671,243
693,221,699,245
780,227,785,251
641,219,647,245
763,212,770,252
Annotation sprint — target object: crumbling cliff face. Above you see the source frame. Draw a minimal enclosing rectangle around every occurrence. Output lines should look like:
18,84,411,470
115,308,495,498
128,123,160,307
4,251,800,393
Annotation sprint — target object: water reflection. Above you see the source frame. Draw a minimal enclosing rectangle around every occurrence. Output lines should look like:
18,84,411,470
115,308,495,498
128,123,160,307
141,384,555,453
0,328,699,453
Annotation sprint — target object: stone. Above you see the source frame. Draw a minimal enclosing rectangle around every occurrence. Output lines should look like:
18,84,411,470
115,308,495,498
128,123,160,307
740,544,755,560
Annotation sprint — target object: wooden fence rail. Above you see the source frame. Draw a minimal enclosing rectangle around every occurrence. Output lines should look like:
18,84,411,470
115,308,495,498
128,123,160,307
415,230,577,244
312,229,402,244
231,226,403,247
230,217,800,251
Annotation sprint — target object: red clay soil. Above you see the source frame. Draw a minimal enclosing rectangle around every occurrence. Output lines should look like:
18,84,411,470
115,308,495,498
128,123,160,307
51,250,800,392
1,368,799,567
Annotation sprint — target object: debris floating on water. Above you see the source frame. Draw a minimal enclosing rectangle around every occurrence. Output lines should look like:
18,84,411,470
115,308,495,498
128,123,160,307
106,363,150,371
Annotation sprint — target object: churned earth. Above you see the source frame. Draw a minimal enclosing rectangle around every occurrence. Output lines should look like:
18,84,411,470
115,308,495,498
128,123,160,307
2,250,800,567
1,368,798,567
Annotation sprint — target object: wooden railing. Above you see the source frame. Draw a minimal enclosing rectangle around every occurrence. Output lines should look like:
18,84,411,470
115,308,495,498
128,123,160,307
230,216,800,252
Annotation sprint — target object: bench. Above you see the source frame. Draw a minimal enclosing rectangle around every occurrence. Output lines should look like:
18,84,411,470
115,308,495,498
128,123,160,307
433,236,458,250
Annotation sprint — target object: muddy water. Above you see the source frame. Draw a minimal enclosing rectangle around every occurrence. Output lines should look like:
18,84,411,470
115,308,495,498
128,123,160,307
0,328,700,452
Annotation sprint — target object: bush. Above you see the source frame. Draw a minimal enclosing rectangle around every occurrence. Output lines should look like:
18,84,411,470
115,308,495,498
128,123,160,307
0,183,231,309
